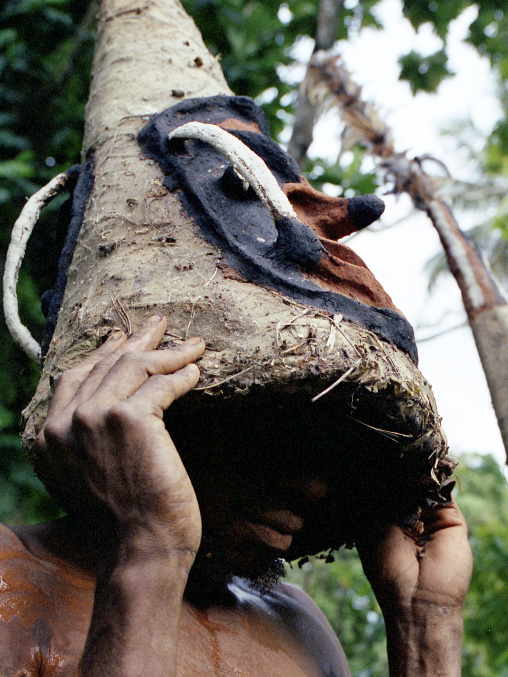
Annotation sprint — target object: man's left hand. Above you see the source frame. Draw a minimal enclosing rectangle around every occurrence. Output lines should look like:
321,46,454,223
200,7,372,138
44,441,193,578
357,501,472,614
356,501,472,677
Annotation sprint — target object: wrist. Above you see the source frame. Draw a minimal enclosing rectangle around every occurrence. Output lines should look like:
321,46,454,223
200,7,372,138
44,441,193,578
383,601,464,677
84,510,201,573
99,524,199,578
83,549,192,677
104,548,193,597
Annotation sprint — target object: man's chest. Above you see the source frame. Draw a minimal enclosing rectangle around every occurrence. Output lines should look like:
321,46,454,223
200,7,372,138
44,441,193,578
175,605,321,677
36,601,321,677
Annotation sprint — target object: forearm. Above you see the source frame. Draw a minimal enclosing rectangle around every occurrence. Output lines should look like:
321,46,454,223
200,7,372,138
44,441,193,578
79,538,194,677
384,601,463,677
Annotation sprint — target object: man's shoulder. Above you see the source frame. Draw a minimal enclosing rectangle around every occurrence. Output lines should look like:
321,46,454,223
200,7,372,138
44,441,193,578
0,521,94,612
0,522,56,604
278,580,331,616
272,580,346,643
0,522,35,570
229,577,352,677
0,521,51,571
0,521,25,548
0,523,54,671
0,522,94,674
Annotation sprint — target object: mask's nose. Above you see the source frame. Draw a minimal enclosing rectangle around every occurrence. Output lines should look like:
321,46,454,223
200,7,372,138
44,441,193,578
283,179,385,240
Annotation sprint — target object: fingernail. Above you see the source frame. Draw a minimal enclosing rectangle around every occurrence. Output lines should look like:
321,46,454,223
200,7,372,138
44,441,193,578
147,314,165,325
185,337,204,345
109,329,124,340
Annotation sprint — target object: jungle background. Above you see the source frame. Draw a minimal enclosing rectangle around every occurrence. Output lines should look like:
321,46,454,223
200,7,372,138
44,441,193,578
1,0,508,674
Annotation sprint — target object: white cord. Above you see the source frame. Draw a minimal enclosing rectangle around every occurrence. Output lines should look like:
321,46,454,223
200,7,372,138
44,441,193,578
168,122,296,221
3,171,70,362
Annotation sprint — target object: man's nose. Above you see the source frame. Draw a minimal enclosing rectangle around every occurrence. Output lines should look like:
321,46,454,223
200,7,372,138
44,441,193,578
277,475,329,502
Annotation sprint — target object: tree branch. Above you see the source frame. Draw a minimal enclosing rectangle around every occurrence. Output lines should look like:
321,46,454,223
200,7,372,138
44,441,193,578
287,0,344,168
304,51,508,461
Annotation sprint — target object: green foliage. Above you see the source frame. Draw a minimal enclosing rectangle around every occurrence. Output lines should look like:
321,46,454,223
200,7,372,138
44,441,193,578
399,48,454,94
400,1,508,98
466,6,508,77
182,0,309,137
455,455,508,676
402,0,469,40
485,118,508,173
182,0,384,138
0,0,95,525
0,0,94,224
305,147,379,197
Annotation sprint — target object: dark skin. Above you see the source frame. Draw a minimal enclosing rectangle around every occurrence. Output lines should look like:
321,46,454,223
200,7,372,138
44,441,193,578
0,317,472,676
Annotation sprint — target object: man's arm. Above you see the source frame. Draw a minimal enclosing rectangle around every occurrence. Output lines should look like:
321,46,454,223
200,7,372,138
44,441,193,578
34,316,205,677
357,502,472,677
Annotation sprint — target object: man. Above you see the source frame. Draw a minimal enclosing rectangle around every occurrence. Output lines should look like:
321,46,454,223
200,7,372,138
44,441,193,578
0,314,472,676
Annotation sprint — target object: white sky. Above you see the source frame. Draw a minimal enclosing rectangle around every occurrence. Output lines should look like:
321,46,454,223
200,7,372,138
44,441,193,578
308,0,506,465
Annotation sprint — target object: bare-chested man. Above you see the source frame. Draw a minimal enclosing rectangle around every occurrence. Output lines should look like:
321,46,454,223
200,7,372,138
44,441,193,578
0,316,472,676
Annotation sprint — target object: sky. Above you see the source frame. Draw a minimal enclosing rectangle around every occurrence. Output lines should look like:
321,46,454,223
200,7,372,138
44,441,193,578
307,0,507,466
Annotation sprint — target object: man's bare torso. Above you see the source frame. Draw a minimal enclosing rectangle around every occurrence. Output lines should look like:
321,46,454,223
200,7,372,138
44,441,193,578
0,523,351,677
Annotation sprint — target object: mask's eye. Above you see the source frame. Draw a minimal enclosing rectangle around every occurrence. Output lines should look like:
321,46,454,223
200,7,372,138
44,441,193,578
219,165,257,200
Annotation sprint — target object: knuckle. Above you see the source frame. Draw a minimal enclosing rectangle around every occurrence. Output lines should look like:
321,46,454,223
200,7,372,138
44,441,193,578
164,380,180,402
117,351,147,373
54,370,78,391
88,353,116,375
105,401,139,428
151,373,175,390
72,402,104,432
40,417,68,447
120,351,144,365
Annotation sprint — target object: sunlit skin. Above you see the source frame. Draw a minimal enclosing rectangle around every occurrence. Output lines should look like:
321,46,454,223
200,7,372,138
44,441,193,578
0,317,472,676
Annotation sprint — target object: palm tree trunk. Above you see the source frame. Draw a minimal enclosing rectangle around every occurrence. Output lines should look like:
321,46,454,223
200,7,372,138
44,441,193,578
470,306,508,456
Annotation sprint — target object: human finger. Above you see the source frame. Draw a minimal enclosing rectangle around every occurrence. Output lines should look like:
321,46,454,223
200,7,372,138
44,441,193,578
62,315,172,409
80,337,205,407
419,500,468,535
47,328,127,417
121,363,201,417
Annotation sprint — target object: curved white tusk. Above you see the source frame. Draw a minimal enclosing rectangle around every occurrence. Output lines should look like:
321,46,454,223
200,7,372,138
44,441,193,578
167,122,296,221
3,171,70,362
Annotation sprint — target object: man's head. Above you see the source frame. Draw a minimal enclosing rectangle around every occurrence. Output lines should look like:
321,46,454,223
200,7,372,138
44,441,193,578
166,392,424,590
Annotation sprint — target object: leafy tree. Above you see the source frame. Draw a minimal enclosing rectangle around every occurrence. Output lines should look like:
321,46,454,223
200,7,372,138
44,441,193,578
457,454,508,676
398,1,508,300
425,113,508,296
0,0,95,523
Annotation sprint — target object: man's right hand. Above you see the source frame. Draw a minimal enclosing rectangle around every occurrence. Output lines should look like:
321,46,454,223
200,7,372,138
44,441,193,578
36,315,205,560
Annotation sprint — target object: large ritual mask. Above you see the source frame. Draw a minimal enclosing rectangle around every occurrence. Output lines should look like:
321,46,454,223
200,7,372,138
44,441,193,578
137,96,454,549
